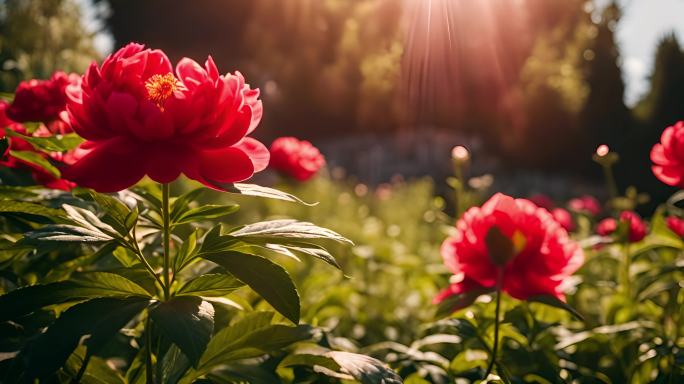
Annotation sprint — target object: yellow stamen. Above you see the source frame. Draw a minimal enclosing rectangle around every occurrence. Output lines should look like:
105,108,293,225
145,73,178,108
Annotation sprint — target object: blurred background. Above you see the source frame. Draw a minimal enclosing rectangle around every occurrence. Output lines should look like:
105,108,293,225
2,0,683,212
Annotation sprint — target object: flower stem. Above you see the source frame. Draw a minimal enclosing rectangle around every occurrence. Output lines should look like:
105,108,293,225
161,183,171,301
145,314,154,384
621,241,631,298
484,281,502,379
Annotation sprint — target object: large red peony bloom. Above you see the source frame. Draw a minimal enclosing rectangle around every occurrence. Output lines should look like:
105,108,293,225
269,136,325,181
7,71,80,126
651,121,684,187
62,43,268,192
436,193,584,305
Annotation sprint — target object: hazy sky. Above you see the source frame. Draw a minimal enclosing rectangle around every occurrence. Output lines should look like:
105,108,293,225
617,0,684,105
80,0,683,107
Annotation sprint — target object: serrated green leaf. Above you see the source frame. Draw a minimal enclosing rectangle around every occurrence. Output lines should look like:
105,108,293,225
150,296,214,367
177,273,243,297
9,149,61,178
203,251,300,323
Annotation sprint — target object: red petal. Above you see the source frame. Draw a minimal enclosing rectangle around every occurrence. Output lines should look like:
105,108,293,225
235,137,270,172
62,138,147,193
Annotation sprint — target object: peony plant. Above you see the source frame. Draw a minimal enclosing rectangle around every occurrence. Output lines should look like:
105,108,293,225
0,44,401,383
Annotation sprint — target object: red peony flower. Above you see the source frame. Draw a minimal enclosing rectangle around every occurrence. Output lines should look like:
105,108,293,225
620,211,647,242
596,212,647,242
666,216,684,237
1,101,79,191
269,136,326,181
568,195,601,216
651,121,684,187
552,208,575,232
7,71,80,124
596,218,617,236
62,43,268,193
436,193,584,305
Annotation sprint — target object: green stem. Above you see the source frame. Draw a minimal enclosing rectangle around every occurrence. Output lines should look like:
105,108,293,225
484,277,502,379
161,183,171,301
602,164,618,205
128,231,164,290
454,162,464,218
145,315,154,384
622,241,631,299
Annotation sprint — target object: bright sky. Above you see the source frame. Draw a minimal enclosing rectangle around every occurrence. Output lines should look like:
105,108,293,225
617,0,684,105
79,0,683,107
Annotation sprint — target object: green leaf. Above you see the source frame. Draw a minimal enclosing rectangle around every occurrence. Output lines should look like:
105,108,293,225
112,246,141,267
203,251,300,323
198,311,313,371
434,288,494,319
230,219,352,245
0,200,65,218
170,188,204,221
24,224,113,243
9,149,61,178
177,274,244,297
174,204,239,225
4,128,84,152
325,351,403,384
68,271,152,298
63,204,118,236
64,347,127,384
74,188,134,234
528,295,584,321
20,297,148,379
223,183,316,205
0,272,151,321
150,296,215,367
259,242,341,269
174,229,199,272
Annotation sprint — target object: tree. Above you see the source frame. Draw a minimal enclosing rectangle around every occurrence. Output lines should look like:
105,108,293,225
0,0,99,91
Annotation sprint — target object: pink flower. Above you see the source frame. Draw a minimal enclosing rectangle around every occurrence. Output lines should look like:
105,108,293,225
552,208,575,232
651,121,684,187
269,137,326,181
437,193,584,307
63,43,268,192
568,195,601,216
666,216,684,237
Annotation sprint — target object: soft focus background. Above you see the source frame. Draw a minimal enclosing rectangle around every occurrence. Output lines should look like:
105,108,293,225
2,0,684,210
